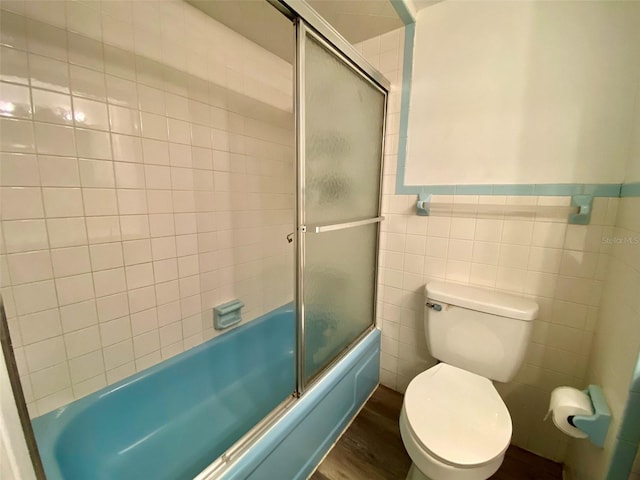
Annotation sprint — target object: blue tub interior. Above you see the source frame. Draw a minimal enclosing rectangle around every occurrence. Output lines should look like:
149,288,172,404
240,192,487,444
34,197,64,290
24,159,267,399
32,304,295,480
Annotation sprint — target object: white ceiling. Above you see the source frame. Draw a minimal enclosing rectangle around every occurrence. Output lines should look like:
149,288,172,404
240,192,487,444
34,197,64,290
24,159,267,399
188,0,406,63
307,0,404,44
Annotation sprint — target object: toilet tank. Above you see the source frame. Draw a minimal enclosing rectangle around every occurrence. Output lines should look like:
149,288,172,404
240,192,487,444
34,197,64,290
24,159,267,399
425,281,538,382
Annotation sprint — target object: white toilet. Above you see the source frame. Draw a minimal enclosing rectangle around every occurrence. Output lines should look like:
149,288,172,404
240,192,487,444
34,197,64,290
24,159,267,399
399,281,539,480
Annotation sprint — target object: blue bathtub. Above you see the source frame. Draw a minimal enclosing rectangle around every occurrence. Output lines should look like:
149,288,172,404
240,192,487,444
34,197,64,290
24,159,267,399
32,304,380,480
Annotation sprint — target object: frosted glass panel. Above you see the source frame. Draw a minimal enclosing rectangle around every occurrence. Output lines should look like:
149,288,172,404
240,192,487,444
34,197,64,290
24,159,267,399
304,224,377,382
304,35,385,225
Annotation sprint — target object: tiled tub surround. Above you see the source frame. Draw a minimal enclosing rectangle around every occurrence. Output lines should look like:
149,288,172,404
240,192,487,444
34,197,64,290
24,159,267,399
354,28,623,462
0,0,294,417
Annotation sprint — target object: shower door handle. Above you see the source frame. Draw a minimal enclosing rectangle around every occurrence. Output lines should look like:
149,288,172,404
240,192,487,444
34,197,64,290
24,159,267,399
305,216,385,234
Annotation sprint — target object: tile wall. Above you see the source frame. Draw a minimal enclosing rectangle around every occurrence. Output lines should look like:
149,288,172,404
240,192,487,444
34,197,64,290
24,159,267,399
0,0,294,417
564,194,640,479
356,27,619,461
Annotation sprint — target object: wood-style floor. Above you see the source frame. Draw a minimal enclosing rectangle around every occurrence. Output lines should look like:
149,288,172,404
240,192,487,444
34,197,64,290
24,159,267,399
310,385,563,480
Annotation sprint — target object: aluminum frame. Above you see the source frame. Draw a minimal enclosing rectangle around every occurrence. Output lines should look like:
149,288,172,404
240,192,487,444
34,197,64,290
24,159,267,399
267,0,390,92
295,21,388,391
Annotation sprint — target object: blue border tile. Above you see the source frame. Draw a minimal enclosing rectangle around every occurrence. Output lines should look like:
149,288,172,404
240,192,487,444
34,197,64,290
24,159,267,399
390,0,416,25
618,392,640,443
606,438,639,480
621,182,640,197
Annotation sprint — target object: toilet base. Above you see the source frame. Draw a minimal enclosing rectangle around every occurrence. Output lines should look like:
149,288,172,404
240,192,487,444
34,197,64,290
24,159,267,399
406,463,432,480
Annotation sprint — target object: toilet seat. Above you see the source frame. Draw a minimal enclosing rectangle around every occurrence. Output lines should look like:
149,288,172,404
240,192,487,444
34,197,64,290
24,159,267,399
403,363,512,468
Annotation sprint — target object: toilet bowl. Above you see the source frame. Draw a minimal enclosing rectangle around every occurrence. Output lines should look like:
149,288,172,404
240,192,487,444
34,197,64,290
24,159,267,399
399,363,511,480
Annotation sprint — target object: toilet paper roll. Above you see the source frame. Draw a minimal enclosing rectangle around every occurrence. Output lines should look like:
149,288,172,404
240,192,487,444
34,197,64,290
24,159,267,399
545,386,593,439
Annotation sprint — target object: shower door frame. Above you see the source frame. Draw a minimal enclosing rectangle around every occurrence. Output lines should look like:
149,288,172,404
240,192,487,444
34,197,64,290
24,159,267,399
292,19,388,392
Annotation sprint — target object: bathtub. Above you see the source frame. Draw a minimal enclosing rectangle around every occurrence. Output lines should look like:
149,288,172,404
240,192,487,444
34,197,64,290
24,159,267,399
32,304,380,480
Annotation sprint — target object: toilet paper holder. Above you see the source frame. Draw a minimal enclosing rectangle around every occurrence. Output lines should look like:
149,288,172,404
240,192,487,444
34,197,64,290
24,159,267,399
570,385,611,448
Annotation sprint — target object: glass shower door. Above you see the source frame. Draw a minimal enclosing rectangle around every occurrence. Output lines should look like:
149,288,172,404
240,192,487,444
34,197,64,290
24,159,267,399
297,23,387,387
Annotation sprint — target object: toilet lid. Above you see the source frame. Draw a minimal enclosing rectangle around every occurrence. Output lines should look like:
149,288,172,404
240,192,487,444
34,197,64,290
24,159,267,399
404,363,512,468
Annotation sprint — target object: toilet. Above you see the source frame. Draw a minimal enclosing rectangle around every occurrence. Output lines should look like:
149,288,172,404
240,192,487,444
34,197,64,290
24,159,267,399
399,281,539,480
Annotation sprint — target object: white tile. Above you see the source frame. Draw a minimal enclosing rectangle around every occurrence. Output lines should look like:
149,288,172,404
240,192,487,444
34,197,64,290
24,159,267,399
0,46,29,86
120,215,149,240
31,89,73,125
46,217,87,248
34,123,76,157
28,54,69,93
7,250,53,284
114,162,145,188
0,153,39,186
69,64,106,100
93,267,126,297
1,187,43,220
38,156,80,187
502,220,534,245
144,165,171,190
78,159,115,188
59,299,98,333
13,280,58,315
102,339,133,373
86,216,120,244
68,350,104,384
499,244,530,269
108,105,140,135
100,315,131,347
89,243,124,271
75,128,112,160
106,75,138,108
532,222,566,249
117,189,147,215
125,263,154,289
67,32,104,72
56,273,94,306
25,336,66,372
122,239,152,266
2,220,48,253
83,188,118,216
131,307,158,336
64,325,101,359
142,138,170,166
30,362,70,399
153,258,178,283
0,117,35,153
128,285,156,313
151,237,176,260
111,133,143,163
159,321,182,347
26,19,67,61
18,308,62,344
95,292,130,324
156,297,180,324
42,187,84,217
73,97,109,131
140,112,168,140
149,214,175,238
146,190,173,213
51,246,91,277
133,330,159,358
475,219,503,242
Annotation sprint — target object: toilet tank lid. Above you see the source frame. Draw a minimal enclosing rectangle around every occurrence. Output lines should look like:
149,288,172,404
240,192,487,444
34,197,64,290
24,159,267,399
426,281,538,321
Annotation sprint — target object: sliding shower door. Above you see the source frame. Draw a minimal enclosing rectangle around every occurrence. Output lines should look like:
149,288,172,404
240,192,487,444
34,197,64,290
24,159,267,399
296,22,387,387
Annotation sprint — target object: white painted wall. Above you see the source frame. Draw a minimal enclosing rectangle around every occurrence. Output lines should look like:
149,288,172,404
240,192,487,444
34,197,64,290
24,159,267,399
405,1,640,186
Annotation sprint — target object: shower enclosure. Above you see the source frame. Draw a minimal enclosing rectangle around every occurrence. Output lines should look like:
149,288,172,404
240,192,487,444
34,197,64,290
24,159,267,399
0,0,389,478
